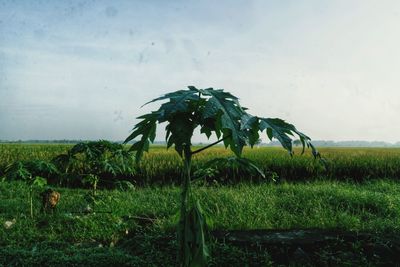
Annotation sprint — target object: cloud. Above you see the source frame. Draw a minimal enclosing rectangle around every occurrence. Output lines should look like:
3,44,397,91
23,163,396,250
1,0,400,142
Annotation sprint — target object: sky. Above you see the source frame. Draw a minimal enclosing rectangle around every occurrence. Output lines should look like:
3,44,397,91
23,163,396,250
1,0,400,143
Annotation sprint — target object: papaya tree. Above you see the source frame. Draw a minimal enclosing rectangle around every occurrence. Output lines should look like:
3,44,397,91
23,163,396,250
3,160,58,218
52,140,135,189
124,86,319,266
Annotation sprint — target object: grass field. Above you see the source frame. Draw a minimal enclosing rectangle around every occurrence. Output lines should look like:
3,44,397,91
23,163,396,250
1,144,400,265
1,180,400,265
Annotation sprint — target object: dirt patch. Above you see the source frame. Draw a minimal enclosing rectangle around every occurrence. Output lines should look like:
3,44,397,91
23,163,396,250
211,229,400,265
118,228,400,265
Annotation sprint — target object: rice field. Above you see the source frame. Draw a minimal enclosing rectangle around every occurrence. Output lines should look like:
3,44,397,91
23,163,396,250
1,144,400,185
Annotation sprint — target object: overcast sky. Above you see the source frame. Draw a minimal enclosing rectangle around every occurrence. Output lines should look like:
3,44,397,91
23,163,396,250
1,0,400,142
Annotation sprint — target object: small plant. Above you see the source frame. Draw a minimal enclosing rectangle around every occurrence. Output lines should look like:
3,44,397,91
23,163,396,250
52,140,135,187
29,176,48,218
125,86,318,266
195,157,266,183
3,160,58,218
83,174,99,196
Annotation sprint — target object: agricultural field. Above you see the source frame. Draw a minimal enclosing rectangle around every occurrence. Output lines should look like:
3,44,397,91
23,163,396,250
2,144,400,185
1,143,400,266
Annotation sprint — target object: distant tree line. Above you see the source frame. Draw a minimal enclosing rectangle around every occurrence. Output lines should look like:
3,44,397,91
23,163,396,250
287,140,400,148
0,140,90,144
1,139,400,147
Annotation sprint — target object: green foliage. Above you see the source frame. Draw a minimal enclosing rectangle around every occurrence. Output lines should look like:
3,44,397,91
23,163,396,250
2,160,56,217
125,86,317,162
52,140,135,187
194,157,266,183
3,160,58,182
2,161,53,218
200,88,246,156
241,114,319,156
29,176,48,217
114,180,136,191
32,176,47,187
83,174,99,196
0,141,135,188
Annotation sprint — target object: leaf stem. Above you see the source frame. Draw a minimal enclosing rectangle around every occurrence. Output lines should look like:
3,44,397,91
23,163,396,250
191,135,230,155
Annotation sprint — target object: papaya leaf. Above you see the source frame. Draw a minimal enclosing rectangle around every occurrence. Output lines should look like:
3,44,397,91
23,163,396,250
259,118,295,154
102,159,118,176
54,141,135,185
165,114,195,156
70,142,100,159
124,112,158,163
142,86,199,109
200,88,246,156
4,161,31,181
4,160,58,182
240,114,260,147
259,117,319,157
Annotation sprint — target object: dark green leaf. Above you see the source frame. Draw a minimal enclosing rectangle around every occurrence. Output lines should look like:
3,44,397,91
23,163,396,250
165,115,194,156
124,112,158,163
259,118,294,153
200,88,246,156
142,86,199,108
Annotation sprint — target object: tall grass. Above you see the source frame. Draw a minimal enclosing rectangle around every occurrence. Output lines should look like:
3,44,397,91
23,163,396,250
1,144,400,185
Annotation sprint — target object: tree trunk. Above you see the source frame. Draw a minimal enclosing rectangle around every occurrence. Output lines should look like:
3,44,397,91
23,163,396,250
179,145,192,266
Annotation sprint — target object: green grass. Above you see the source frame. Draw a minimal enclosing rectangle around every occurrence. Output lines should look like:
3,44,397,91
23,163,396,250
1,180,399,265
1,180,400,244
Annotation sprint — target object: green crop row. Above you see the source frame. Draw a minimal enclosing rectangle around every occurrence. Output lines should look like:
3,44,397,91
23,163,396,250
1,144,400,186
